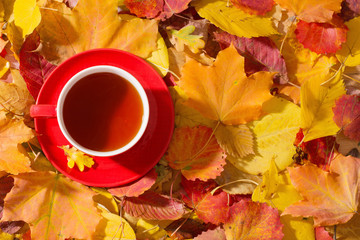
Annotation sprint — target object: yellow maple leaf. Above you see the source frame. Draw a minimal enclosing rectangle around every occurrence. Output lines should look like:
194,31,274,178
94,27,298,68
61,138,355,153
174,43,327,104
2,171,102,240
192,0,278,38
169,25,205,54
13,0,41,37
59,145,94,172
274,0,342,22
37,1,158,64
300,72,346,142
0,111,34,174
337,17,360,67
179,44,274,125
229,97,300,175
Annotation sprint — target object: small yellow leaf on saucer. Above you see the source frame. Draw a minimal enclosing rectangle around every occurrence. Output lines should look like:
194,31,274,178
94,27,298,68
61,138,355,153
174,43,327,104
59,145,94,172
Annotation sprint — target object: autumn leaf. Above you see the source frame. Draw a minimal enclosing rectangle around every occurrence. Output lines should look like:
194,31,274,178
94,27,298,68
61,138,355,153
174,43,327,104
108,168,157,197
122,191,186,220
341,0,360,20
336,16,360,66
181,178,229,225
329,213,360,240
13,0,41,37
165,216,214,239
193,227,226,240
146,34,169,77
281,215,315,240
295,17,348,54
192,0,278,38
215,32,288,84
179,44,274,125
59,145,94,172
224,199,284,240
0,111,33,174
135,219,169,240
2,171,102,240
168,25,205,54
333,94,360,141
315,227,333,240
124,0,191,20
0,57,9,78
283,155,360,226
274,0,342,22
300,71,346,142
165,126,226,181
215,160,261,195
37,0,159,64
94,211,136,240
19,31,56,99
231,0,275,15
229,97,300,175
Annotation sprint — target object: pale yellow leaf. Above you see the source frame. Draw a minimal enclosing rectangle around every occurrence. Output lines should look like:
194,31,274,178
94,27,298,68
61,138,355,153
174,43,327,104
281,216,315,240
192,0,278,38
136,219,171,240
252,158,279,200
229,97,300,175
337,17,360,67
301,72,346,142
215,124,254,158
147,34,169,77
92,187,119,214
169,25,205,54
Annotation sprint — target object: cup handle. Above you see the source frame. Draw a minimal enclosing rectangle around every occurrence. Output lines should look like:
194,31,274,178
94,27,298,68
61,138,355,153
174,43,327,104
30,105,57,118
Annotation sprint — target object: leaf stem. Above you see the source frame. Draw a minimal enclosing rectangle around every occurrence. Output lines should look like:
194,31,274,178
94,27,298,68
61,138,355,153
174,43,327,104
210,179,259,195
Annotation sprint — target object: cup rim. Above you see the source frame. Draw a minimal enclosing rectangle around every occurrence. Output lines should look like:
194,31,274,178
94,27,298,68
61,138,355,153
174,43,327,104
57,65,150,157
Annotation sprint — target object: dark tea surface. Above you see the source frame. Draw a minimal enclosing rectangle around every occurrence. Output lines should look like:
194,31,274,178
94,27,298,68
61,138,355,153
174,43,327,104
63,72,144,152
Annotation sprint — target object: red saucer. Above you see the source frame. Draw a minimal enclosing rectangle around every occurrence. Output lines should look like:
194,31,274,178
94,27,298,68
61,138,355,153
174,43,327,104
34,49,174,187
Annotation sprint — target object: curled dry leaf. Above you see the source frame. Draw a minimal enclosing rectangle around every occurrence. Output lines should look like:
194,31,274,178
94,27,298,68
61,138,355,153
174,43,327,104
283,155,360,226
108,168,157,198
179,44,274,125
165,126,226,181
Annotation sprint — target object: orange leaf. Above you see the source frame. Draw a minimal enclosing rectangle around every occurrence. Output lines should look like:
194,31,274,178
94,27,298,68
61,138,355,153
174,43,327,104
0,111,33,174
37,1,158,64
224,199,284,240
2,172,102,240
165,126,226,181
274,0,342,22
283,155,360,226
179,45,274,125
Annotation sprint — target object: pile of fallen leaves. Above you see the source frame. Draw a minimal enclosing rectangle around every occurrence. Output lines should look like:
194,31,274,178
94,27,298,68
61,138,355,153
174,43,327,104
1,0,360,239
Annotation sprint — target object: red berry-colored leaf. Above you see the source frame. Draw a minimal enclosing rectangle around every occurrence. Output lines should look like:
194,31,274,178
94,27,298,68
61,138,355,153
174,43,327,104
108,168,157,197
294,129,337,171
181,178,230,225
214,32,288,84
165,126,226,181
224,199,284,240
124,0,191,20
231,0,275,15
333,94,360,141
122,191,186,220
19,31,56,100
295,17,348,54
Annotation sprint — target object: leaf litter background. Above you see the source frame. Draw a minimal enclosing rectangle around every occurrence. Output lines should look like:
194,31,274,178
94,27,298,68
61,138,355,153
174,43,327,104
1,0,360,239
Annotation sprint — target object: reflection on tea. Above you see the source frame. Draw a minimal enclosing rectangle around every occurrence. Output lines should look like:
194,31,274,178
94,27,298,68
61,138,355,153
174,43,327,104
63,72,144,152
